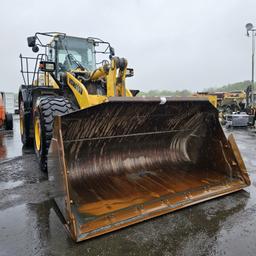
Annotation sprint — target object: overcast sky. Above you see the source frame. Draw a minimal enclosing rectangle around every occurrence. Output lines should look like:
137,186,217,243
0,0,255,92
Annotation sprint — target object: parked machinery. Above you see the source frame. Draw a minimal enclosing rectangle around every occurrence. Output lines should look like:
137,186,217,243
0,92,13,130
193,92,218,108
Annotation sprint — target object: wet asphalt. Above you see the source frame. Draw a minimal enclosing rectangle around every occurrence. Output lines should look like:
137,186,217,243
0,117,256,256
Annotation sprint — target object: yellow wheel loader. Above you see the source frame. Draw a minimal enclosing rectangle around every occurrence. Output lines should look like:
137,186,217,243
18,32,250,242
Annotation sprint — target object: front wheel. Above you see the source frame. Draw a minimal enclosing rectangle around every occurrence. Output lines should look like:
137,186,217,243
33,108,46,171
33,96,73,172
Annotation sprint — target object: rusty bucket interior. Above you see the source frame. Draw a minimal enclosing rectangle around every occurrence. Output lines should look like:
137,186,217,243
48,97,250,242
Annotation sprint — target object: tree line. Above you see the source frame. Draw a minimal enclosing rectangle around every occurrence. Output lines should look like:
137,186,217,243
139,80,254,96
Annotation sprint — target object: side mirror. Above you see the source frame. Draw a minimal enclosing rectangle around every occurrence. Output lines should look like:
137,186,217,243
32,45,39,52
28,36,39,52
126,68,134,77
39,61,56,72
27,36,37,47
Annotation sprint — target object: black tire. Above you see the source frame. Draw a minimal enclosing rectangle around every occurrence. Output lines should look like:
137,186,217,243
19,99,32,146
5,113,13,130
33,96,73,172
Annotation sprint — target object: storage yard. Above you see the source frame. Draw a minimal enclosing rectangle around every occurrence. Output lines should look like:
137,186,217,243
1,1,256,255
0,117,256,256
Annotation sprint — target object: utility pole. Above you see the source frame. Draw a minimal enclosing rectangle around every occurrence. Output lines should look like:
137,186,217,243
246,23,256,106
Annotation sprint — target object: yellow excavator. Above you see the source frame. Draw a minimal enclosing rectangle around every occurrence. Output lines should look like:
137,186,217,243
19,32,250,242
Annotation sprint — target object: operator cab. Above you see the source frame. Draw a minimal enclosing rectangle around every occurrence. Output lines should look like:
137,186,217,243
48,35,107,95
49,36,97,77
25,32,116,96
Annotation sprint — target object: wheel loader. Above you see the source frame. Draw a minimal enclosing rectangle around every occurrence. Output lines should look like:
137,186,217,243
19,32,251,242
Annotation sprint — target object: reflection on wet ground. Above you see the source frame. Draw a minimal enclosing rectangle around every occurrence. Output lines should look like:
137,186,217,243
0,115,23,160
0,180,24,190
0,119,256,256
0,132,7,160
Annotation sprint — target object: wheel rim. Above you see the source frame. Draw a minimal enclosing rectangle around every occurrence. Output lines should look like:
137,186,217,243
20,117,24,135
34,116,41,151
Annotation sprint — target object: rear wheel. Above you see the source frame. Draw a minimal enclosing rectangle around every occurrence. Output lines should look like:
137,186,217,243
33,96,73,172
5,113,13,130
19,100,32,145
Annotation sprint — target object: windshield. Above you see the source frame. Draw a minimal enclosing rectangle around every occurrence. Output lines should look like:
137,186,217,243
57,36,96,71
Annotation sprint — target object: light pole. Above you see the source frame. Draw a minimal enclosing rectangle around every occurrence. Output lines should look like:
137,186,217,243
245,23,256,106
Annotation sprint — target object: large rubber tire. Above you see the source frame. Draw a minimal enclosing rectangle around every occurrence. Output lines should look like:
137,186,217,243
5,113,13,130
33,96,73,172
19,100,32,146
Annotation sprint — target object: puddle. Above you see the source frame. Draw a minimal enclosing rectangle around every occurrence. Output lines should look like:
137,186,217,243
0,202,55,256
0,204,28,256
0,116,23,161
0,180,24,190
7,194,21,200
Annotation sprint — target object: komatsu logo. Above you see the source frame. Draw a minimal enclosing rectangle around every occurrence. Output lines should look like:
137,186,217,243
69,79,83,95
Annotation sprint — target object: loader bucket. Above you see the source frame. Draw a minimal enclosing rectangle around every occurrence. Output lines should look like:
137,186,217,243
48,97,250,242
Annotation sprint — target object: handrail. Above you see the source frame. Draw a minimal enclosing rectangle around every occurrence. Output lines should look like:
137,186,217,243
19,53,48,86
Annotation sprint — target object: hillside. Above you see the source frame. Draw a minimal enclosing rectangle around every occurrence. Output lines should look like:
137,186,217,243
205,80,252,92
138,81,253,96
